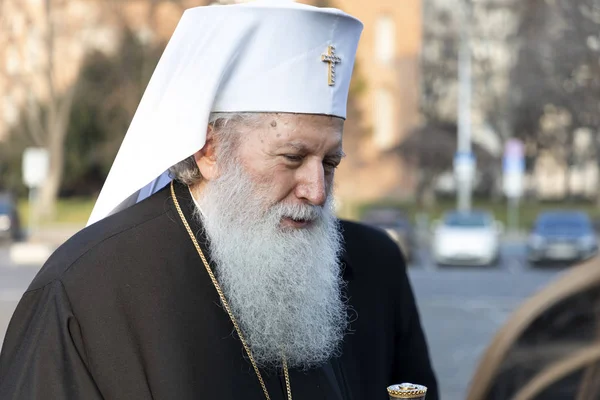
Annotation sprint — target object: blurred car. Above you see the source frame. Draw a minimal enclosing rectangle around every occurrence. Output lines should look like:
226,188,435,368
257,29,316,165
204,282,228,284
0,193,21,242
527,211,598,265
432,210,502,267
361,207,415,262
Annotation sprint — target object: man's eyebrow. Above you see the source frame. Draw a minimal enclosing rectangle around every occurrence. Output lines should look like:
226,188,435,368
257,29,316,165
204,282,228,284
277,142,311,152
276,142,345,158
326,149,346,159
331,149,346,158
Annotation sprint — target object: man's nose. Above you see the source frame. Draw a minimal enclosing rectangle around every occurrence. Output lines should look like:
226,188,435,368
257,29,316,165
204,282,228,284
295,163,327,207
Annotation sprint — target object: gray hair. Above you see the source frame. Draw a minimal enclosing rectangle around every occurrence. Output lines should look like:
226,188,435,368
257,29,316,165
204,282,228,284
168,112,264,186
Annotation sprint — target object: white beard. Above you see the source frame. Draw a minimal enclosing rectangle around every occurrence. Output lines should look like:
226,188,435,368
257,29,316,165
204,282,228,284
194,164,348,370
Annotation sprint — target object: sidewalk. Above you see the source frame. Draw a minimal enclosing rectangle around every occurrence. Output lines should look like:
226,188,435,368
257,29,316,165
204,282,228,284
27,224,84,247
9,225,84,267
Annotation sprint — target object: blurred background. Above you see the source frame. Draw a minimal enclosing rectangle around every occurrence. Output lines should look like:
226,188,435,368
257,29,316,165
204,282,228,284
1,0,599,399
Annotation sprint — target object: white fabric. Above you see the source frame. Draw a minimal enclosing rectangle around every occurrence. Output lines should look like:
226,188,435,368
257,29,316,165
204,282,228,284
87,1,363,226
188,185,206,219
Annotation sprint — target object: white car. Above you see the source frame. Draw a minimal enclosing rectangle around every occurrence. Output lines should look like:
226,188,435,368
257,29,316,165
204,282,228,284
432,210,502,266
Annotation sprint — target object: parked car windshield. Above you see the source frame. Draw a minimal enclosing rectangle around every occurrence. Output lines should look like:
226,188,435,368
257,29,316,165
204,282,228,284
535,213,592,234
443,212,491,228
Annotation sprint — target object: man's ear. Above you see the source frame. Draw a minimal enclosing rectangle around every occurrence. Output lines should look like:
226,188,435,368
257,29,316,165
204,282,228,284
194,125,219,181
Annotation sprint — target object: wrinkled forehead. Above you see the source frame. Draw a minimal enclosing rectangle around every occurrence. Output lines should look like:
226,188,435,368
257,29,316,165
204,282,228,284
270,112,344,126
244,112,345,141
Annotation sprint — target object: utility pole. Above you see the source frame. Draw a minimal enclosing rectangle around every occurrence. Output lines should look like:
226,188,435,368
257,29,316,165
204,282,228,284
455,0,474,213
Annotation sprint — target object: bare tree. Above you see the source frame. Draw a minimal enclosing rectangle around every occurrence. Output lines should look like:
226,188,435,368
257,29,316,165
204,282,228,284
2,0,195,216
511,0,600,201
1,0,111,217
420,0,522,201
36,0,81,217
471,0,522,199
394,122,495,208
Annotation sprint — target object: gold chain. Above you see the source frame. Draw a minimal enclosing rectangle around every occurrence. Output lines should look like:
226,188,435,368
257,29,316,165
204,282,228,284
170,182,292,400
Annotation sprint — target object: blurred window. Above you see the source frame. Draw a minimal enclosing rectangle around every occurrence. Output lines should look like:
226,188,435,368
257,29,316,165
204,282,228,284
536,213,593,233
373,88,395,148
444,212,491,228
375,15,395,65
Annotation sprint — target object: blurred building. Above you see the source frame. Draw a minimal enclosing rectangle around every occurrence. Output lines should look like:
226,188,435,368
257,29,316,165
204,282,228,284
314,0,422,206
0,0,421,207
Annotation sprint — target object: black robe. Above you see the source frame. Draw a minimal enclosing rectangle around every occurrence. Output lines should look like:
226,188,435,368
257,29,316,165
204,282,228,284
0,181,438,400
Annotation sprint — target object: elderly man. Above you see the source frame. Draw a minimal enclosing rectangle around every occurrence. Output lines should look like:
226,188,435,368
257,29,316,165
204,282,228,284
0,2,437,399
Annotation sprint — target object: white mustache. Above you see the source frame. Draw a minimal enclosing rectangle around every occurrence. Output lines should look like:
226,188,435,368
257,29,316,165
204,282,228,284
271,202,326,223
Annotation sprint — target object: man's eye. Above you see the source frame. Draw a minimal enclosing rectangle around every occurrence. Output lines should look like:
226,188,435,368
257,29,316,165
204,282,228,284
283,154,303,162
323,161,340,172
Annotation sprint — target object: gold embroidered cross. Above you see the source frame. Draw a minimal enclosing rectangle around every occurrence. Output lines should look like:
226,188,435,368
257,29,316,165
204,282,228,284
321,45,341,86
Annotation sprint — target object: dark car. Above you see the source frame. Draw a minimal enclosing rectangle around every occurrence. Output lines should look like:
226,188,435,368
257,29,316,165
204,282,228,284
0,194,22,242
361,207,415,262
527,211,598,265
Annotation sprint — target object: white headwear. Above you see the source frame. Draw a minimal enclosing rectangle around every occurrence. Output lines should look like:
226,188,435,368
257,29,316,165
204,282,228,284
87,0,363,226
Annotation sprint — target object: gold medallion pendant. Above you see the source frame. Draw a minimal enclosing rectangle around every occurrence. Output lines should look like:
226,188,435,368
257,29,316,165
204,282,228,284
387,383,428,400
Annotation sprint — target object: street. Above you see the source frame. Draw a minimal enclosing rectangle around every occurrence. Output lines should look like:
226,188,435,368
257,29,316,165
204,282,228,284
0,245,39,341
0,241,566,400
408,241,564,400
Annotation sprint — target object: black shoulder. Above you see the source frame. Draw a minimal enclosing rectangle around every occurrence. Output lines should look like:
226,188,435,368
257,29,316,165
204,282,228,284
338,219,408,289
339,219,406,264
340,219,399,252
27,189,172,292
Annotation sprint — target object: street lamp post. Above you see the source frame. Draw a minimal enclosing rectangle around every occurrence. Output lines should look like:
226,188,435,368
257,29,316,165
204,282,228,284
455,0,474,213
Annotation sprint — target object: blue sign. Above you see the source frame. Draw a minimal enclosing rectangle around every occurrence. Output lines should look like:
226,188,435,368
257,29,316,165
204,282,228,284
503,139,525,198
454,151,476,165
503,157,525,173
503,139,525,173
453,152,476,182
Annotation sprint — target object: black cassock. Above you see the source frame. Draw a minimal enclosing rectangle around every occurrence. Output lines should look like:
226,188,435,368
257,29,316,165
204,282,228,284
0,181,438,400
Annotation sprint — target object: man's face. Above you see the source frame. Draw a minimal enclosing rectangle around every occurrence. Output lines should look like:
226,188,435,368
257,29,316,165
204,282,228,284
233,113,344,230
196,113,347,369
